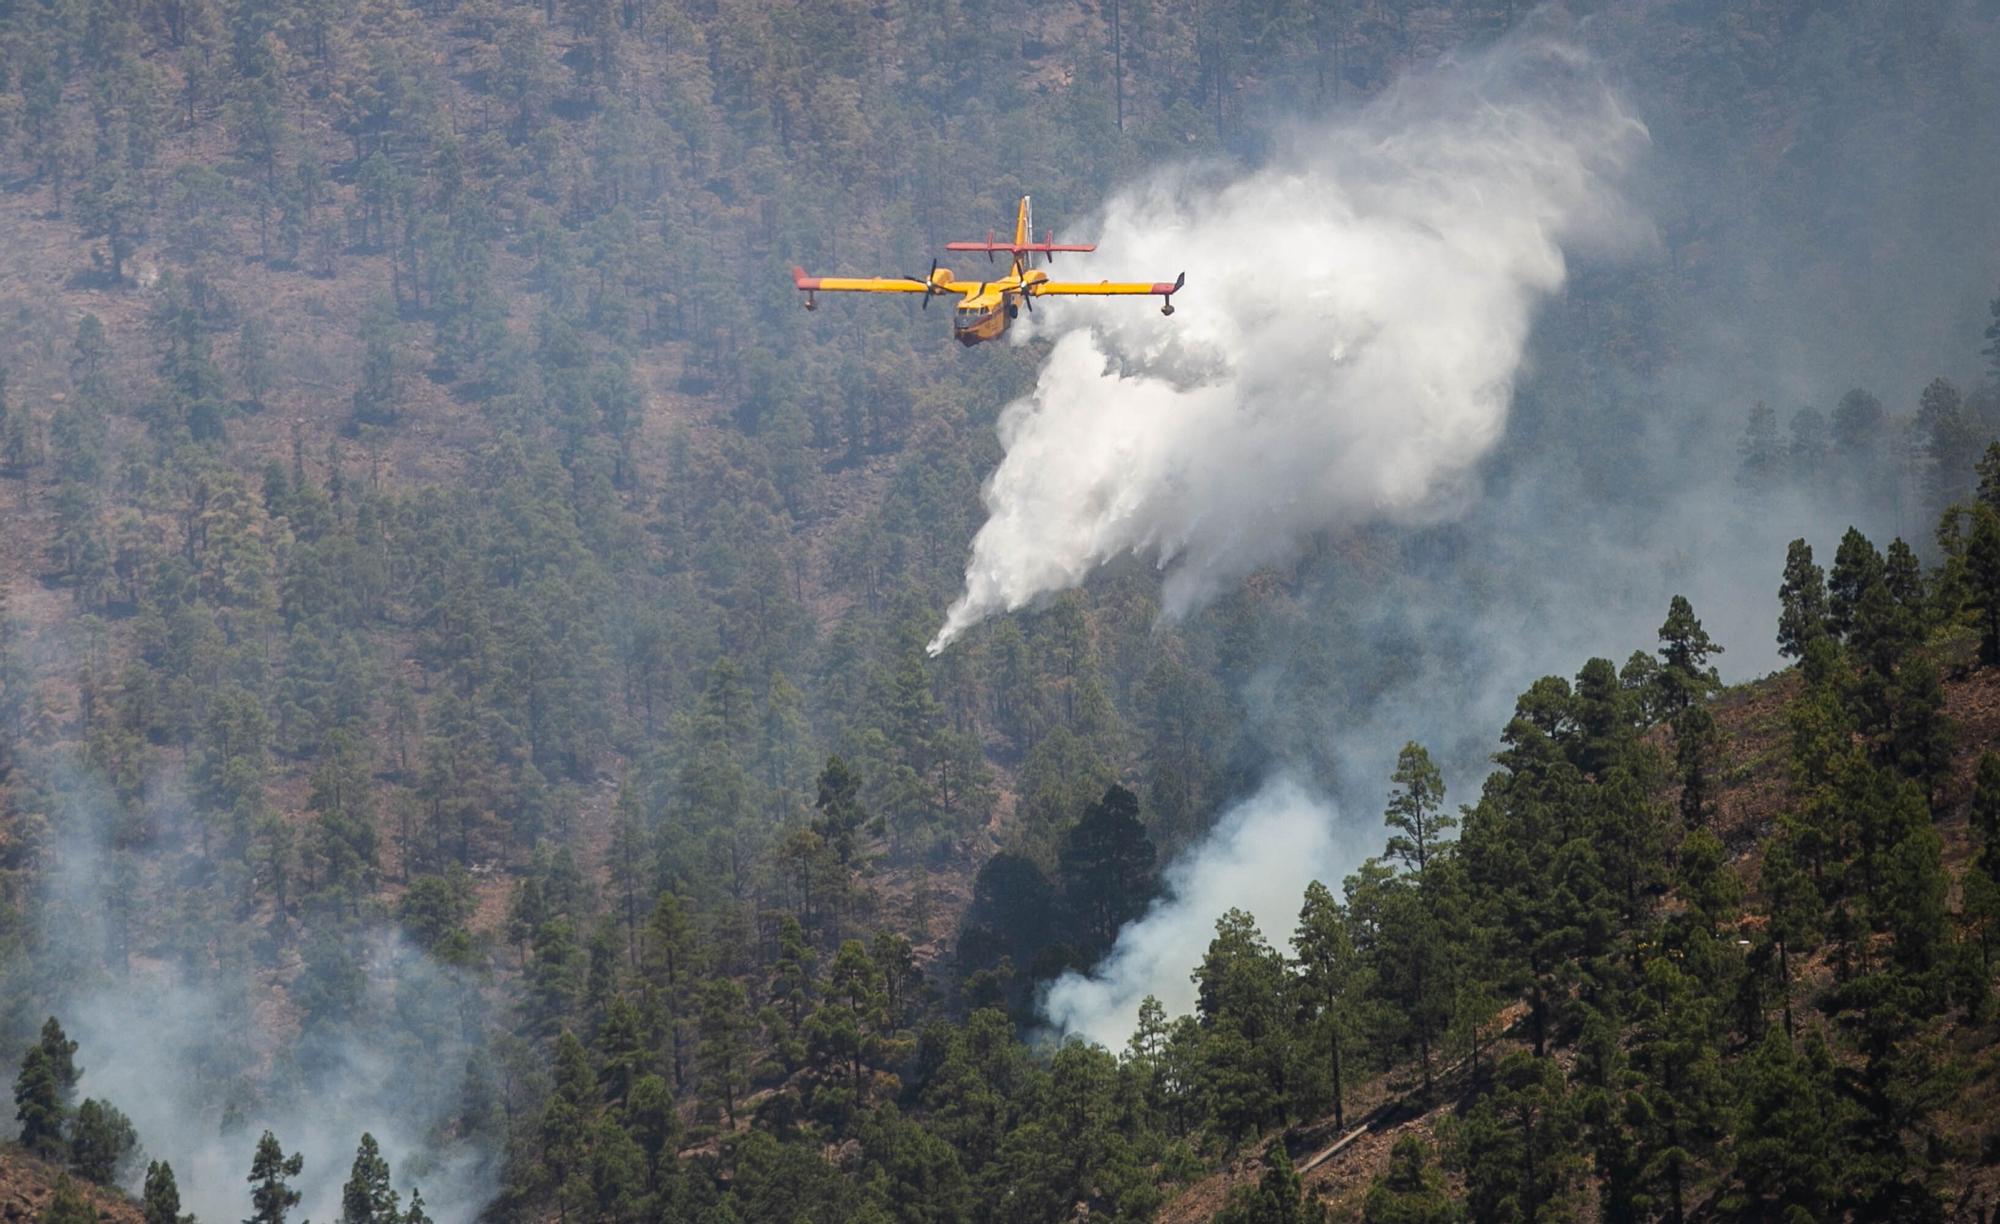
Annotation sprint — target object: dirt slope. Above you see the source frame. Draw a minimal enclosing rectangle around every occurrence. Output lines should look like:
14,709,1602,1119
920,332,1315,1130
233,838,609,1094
0,1148,145,1224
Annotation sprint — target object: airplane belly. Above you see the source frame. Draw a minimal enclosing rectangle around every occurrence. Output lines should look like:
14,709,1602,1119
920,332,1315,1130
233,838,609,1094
954,309,1008,345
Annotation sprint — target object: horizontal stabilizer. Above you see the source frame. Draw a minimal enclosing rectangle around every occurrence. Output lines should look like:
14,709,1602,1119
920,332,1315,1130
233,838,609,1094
944,241,1098,254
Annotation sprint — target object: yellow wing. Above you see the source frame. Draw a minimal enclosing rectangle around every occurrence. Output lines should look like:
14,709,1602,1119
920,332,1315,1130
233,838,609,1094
1028,272,1184,297
792,267,937,294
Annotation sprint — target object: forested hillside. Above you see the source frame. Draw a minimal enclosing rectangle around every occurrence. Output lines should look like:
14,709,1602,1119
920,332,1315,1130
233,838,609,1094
2,0,2000,1221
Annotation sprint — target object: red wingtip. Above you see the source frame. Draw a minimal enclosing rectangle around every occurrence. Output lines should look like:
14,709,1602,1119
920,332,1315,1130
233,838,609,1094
791,266,820,290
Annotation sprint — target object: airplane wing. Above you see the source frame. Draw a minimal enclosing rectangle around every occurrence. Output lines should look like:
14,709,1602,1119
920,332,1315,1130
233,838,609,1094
792,266,938,294
1028,272,1184,297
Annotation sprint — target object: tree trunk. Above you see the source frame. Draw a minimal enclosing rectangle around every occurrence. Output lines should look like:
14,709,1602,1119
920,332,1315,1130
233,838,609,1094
1779,939,1794,1038
1111,0,1123,132
1330,1024,1344,1129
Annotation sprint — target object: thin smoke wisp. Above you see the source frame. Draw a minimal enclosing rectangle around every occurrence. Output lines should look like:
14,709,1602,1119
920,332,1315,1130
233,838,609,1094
929,41,1650,655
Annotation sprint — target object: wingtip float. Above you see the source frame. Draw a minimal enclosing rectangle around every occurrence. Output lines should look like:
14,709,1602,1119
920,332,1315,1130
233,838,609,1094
791,196,1184,347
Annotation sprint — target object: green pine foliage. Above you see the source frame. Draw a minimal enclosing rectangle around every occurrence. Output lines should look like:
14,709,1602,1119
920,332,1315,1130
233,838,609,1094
0,2,1997,1221
66,1098,139,1186
247,1132,305,1224
339,1134,399,1224
142,1161,186,1224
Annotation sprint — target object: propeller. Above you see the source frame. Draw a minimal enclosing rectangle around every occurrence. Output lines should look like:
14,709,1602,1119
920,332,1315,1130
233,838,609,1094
900,258,943,309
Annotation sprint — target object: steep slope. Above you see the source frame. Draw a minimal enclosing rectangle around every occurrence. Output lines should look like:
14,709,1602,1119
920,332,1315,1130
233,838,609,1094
1155,645,2000,1221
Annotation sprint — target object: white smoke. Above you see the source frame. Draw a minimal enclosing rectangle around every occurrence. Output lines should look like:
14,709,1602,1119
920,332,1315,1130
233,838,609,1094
15,761,496,1224
58,937,494,1224
994,41,1658,1047
929,41,1651,654
1041,775,1356,1048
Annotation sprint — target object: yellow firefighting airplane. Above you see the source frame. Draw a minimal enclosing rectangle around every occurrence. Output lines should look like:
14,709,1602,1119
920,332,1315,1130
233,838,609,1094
791,196,1184,346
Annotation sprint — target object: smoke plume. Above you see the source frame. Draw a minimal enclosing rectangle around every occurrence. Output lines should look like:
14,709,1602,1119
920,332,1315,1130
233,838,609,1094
929,41,1650,654
1041,776,1354,1049
12,759,495,1224
993,40,1663,1046
1023,4,2000,1048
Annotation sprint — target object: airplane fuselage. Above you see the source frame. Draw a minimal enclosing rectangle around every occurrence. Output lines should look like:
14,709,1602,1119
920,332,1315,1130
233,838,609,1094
950,261,1042,346
952,294,1018,346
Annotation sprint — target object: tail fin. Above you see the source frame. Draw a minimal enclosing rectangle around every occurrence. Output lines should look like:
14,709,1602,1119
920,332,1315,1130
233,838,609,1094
941,196,1095,261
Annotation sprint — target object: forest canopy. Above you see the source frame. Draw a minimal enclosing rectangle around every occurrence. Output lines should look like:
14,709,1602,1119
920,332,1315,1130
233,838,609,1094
0,0,1998,1221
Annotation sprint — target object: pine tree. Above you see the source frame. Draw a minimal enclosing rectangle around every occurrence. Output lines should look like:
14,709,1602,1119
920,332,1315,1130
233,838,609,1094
1384,742,1452,876
1888,657,1954,805
1673,701,1721,828
15,1021,82,1160
642,893,698,1091
586,1115,647,1221
1829,527,1885,640
68,1099,139,1185
1967,505,2000,665
538,1031,595,1214
1962,860,2000,985
1452,1050,1584,1224
812,755,868,866
1917,377,1975,515
622,1073,679,1181
1292,881,1363,1131
1057,783,1157,953
1626,959,1726,1224
246,1132,304,1224
351,298,401,427
1975,752,2000,877
696,979,752,1128
14,1047,66,1158
237,317,274,408
1727,1027,1841,1221
1832,388,1885,472
1776,538,1829,659
1370,881,1454,1093
1761,835,1820,1039
39,1018,80,1096
339,1134,399,1224
1883,537,1927,625
1195,909,1293,1142
1212,1142,1326,1224
143,1162,185,1224
1736,401,1782,498
1362,1137,1454,1224
807,939,895,1110
1977,440,2000,512
1655,596,1723,715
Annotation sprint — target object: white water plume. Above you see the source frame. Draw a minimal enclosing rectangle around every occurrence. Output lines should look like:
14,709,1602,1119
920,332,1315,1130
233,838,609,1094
929,41,1651,654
